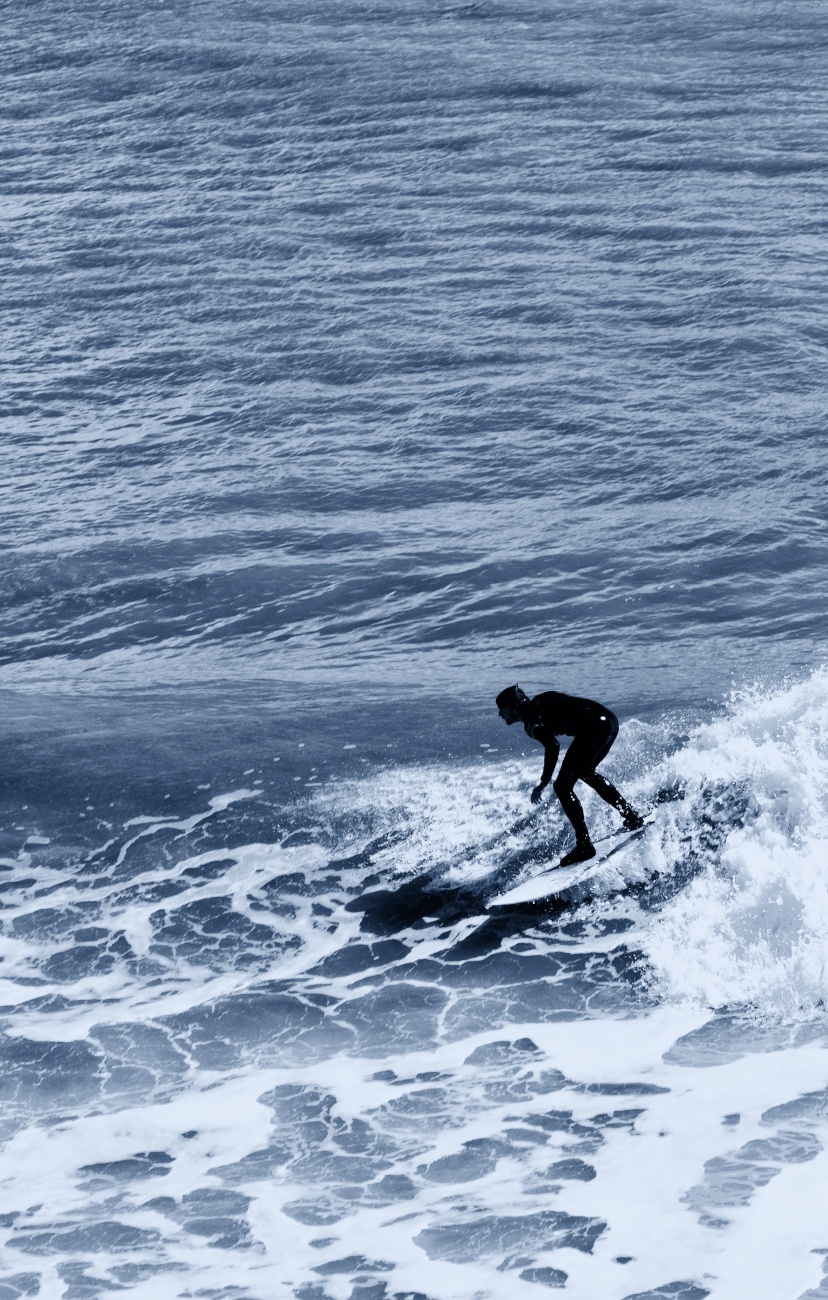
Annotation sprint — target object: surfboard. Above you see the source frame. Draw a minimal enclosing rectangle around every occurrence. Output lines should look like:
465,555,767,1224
486,820,653,909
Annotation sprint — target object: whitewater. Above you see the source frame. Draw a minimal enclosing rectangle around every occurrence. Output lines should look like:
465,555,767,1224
3,675,828,1298
3,0,828,1297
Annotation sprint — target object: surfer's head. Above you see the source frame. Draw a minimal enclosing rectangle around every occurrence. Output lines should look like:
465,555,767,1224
496,684,528,724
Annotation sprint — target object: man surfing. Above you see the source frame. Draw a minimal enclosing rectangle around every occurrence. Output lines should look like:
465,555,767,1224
496,685,644,867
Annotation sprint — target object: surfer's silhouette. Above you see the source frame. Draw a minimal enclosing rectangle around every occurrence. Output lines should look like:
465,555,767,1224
496,685,643,867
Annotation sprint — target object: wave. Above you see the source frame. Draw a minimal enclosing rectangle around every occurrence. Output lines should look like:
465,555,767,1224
0,667,824,1160
642,668,828,1018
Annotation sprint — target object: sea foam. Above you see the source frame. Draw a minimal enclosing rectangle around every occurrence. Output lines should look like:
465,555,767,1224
644,669,828,1016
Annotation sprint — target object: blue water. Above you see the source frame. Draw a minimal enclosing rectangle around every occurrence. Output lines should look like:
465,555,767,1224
3,2,828,1297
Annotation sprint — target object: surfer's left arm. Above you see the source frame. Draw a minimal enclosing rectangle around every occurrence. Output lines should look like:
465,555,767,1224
529,724,559,803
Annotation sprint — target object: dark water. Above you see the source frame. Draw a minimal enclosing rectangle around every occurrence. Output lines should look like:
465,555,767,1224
2,1,828,1297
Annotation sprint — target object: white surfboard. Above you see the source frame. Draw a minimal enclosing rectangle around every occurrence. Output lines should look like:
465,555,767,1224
487,822,652,909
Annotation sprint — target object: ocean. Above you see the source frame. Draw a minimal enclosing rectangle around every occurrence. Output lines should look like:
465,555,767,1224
2,0,828,1296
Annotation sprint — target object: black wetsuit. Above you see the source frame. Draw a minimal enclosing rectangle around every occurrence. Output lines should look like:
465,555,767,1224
522,691,639,844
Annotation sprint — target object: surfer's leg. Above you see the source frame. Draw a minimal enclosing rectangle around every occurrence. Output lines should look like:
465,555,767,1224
582,770,644,829
553,773,596,868
578,721,643,828
553,744,593,848
552,760,597,867
552,775,591,843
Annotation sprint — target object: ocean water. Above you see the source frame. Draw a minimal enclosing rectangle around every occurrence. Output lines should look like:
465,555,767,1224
3,0,828,1297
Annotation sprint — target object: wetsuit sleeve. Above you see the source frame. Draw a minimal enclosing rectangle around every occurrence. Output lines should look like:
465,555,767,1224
528,721,559,787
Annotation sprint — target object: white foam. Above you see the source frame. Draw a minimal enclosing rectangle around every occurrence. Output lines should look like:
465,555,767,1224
5,682,828,1297
644,669,828,1016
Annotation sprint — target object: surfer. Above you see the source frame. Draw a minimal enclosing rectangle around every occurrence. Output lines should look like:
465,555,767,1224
496,685,644,867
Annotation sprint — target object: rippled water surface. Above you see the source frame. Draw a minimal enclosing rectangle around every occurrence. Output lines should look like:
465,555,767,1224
5,0,828,704
2,1,828,1297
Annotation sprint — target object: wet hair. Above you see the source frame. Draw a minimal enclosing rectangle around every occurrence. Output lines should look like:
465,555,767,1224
496,684,528,711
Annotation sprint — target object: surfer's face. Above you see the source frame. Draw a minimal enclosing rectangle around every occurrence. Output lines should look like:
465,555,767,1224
498,704,520,725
